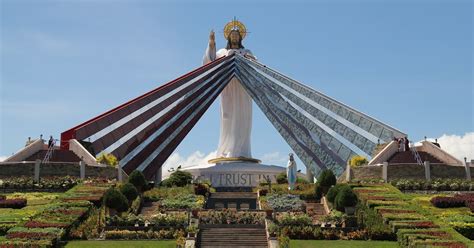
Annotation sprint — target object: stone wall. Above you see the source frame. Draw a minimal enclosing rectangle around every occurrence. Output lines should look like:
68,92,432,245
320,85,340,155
0,162,117,179
348,163,473,181
351,165,382,180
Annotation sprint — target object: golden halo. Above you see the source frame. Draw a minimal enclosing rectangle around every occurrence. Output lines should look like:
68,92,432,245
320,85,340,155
223,18,247,40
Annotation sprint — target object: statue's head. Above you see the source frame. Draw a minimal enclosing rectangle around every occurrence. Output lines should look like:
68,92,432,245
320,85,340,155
226,30,244,49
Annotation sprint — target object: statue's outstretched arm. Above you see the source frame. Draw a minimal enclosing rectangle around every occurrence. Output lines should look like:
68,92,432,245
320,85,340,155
202,30,216,65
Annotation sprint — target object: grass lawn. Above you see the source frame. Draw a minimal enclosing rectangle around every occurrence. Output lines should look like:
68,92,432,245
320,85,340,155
290,240,399,248
65,240,176,248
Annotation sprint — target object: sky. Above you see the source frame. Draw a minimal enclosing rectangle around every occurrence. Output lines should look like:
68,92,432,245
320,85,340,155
1,0,473,171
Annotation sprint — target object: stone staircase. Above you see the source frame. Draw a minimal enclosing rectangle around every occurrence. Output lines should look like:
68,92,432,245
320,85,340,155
388,151,442,164
306,202,327,223
198,226,267,248
25,149,81,162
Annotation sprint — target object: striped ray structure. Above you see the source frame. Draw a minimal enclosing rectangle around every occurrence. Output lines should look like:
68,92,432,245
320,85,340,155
61,53,406,180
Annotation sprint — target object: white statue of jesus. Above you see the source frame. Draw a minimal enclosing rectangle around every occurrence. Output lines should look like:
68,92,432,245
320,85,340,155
203,20,256,160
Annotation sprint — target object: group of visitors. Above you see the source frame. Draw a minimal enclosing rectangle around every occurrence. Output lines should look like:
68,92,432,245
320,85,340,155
394,137,410,152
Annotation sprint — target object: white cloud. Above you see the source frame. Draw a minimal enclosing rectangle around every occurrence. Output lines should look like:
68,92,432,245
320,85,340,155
425,132,474,162
0,156,8,162
162,150,217,176
260,151,288,166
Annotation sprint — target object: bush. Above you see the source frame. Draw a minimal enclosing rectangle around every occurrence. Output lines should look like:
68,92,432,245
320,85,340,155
334,187,357,211
104,188,129,213
314,183,323,200
350,155,368,167
120,183,139,202
277,172,288,184
430,196,465,208
326,184,349,204
296,177,309,184
0,199,27,209
193,183,210,196
165,171,193,187
96,152,118,167
128,170,147,192
317,169,336,194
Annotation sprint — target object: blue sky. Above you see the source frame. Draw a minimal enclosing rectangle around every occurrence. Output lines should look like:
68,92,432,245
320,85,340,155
1,0,473,168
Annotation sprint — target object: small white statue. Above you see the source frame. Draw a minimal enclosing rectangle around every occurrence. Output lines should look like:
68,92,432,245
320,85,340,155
287,153,297,190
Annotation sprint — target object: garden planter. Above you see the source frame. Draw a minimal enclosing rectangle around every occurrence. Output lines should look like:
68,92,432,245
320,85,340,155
344,206,355,215
192,209,199,218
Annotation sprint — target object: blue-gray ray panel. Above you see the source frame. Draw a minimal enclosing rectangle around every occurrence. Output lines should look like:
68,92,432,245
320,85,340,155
235,60,345,176
241,57,406,142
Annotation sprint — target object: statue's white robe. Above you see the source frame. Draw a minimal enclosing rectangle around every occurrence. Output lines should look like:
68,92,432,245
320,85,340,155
203,44,255,158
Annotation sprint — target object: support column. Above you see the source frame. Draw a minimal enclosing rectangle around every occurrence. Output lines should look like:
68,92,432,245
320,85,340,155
424,161,431,181
34,159,41,183
79,161,85,179
306,167,314,183
154,166,162,186
345,162,351,182
382,162,388,182
465,158,471,181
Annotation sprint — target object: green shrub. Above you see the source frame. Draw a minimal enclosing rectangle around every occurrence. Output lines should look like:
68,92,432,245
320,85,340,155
120,183,139,202
317,169,336,194
96,152,118,167
314,183,323,200
334,187,357,211
277,172,288,184
166,171,193,187
103,188,129,213
350,155,369,167
296,177,308,184
128,170,147,191
327,184,349,204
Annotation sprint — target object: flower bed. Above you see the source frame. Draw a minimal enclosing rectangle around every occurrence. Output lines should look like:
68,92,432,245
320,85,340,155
262,194,305,212
431,193,474,213
143,186,193,202
199,209,265,225
275,212,312,226
0,198,27,209
397,228,452,247
105,228,185,240
106,212,187,228
23,201,91,229
392,179,473,192
0,176,80,192
160,194,204,210
6,227,64,240
390,220,439,232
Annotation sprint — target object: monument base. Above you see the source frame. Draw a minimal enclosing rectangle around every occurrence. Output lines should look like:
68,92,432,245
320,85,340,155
181,161,286,187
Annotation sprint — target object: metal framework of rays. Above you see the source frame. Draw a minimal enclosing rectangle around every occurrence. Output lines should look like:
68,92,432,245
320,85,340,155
61,54,406,179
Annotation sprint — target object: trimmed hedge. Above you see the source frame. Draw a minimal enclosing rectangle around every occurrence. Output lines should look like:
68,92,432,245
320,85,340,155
0,198,27,209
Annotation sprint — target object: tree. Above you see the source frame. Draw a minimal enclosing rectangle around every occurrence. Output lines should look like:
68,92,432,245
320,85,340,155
314,183,323,200
128,170,147,192
334,187,358,211
96,152,118,167
317,169,337,194
326,184,350,203
349,155,369,167
120,183,139,202
104,188,129,214
167,170,193,187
